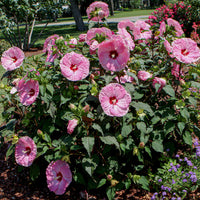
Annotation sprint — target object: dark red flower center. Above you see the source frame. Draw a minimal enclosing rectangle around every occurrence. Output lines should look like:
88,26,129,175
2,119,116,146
25,147,31,155
109,96,118,105
140,28,145,33
29,88,35,97
56,172,63,182
109,50,118,59
12,56,18,63
181,49,189,56
70,64,78,72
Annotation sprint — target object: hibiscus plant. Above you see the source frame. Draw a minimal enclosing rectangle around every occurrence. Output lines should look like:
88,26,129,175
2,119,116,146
1,1,200,199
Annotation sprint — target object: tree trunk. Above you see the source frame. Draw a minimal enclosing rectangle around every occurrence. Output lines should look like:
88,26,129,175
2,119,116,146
69,0,86,31
108,0,114,16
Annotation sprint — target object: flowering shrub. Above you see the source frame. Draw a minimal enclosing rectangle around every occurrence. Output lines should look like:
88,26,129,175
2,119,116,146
1,1,200,199
147,1,193,36
151,138,200,199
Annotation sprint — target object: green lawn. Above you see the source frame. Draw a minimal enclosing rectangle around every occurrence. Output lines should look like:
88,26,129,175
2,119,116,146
37,9,154,24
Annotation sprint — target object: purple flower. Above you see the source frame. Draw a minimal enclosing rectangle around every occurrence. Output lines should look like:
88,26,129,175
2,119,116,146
187,160,193,166
182,190,187,193
190,174,197,182
158,178,162,183
182,179,187,182
162,191,167,196
172,179,176,184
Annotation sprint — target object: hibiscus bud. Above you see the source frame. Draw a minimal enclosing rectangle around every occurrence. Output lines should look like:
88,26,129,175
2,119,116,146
0,83,5,89
12,135,19,144
67,119,78,134
111,179,119,187
1,95,5,99
179,79,185,86
107,174,113,181
133,147,139,156
62,155,71,163
117,134,123,142
83,105,90,113
138,71,152,81
69,38,77,48
37,129,43,136
69,103,77,111
139,142,145,149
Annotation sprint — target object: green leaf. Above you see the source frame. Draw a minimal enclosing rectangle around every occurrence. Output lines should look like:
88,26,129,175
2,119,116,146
131,101,153,115
133,91,144,100
100,136,120,151
82,157,97,176
139,176,149,191
30,164,40,181
145,146,152,158
81,137,95,157
180,108,190,121
163,85,175,97
6,144,14,159
183,131,192,145
97,178,107,188
152,140,163,153
136,122,146,134
92,123,104,136
46,84,54,95
106,187,116,200
121,124,132,137
47,102,57,118
178,122,185,134
164,121,175,135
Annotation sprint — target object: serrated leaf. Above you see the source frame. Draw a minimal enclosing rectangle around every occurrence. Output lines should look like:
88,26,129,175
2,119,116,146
183,131,192,145
82,157,97,176
136,122,146,134
164,121,175,135
139,176,149,191
6,144,14,159
152,140,163,153
97,178,106,188
100,136,120,151
121,124,132,137
46,84,54,95
163,85,175,97
92,123,104,136
131,101,153,115
180,108,190,121
82,137,95,157
178,122,185,134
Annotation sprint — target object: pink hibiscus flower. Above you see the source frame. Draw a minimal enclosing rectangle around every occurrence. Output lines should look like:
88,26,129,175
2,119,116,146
89,40,99,55
17,79,39,106
68,38,78,48
171,63,183,79
115,69,134,84
133,20,152,41
78,34,87,42
159,21,166,37
117,19,135,31
67,119,78,134
138,71,152,81
43,34,59,53
99,83,131,117
152,77,166,93
46,160,72,195
1,47,25,71
86,1,109,21
86,27,113,45
164,39,174,58
117,28,135,51
171,38,200,64
98,37,130,72
167,18,184,37
15,136,37,167
60,52,90,81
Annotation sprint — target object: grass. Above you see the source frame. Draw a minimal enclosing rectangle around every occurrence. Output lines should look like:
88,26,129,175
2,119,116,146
0,65,6,125
0,9,154,48
37,9,154,24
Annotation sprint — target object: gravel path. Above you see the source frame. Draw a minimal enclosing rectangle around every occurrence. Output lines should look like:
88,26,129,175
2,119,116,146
35,15,150,27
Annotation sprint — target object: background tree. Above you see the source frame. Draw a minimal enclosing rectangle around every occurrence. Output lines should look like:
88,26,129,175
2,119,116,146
0,0,67,50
